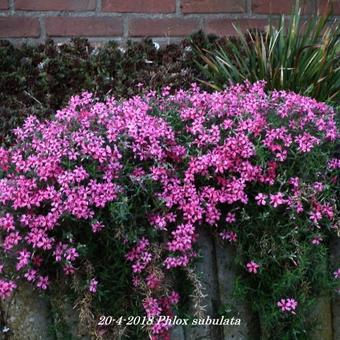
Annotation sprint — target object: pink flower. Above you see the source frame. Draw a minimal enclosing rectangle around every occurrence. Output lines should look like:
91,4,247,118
277,298,298,314
289,177,300,188
132,276,141,287
328,158,340,169
65,248,79,261
3,232,22,251
311,236,323,245
16,249,31,270
0,147,10,171
130,167,146,179
146,273,161,289
149,214,167,231
168,291,180,305
32,256,43,267
219,230,237,242
63,264,76,275
295,132,320,153
24,269,37,282
270,192,285,208
309,210,322,223
225,212,236,223
0,213,15,232
334,268,340,279
89,278,98,293
127,238,152,274
246,261,260,273
167,223,195,252
0,279,17,299
143,297,161,318
312,182,324,192
255,193,267,206
163,254,191,269
91,221,105,233
37,276,49,290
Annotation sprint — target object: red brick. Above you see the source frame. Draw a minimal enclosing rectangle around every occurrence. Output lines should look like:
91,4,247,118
103,0,176,13
46,17,123,37
129,18,199,37
15,0,96,11
317,0,340,15
252,0,315,14
0,0,8,10
181,0,245,13
206,18,270,36
0,17,40,37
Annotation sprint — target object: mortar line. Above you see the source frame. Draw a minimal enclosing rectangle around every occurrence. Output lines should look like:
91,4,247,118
8,0,14,13
39,16,46,43
176,0,181,15
96,0,102,12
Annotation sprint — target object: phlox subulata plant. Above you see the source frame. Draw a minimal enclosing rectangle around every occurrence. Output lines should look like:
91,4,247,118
0,81,339,339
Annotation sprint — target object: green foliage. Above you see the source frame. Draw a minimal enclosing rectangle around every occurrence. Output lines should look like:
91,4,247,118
231,144,339,339
51,169,167,338
196,3,340,103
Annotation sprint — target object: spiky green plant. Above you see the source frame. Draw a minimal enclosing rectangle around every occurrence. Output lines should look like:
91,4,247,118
197,2,340,103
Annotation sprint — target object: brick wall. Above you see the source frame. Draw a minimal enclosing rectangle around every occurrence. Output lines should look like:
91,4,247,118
0,0,339,44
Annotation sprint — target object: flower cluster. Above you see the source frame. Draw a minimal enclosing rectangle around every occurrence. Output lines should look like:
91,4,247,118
0,81,338,338
0,279,16,299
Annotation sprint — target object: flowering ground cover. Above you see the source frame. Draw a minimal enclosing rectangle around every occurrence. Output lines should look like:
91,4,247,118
0,81,338,339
